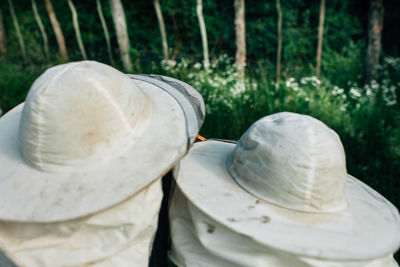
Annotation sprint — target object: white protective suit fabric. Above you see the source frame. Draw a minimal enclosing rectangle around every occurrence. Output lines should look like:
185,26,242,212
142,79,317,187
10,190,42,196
169,186,399,267
0,180,162,267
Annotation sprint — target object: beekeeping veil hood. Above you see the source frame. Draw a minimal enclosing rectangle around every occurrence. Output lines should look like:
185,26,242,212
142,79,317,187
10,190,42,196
170,112,400,266
0,60,205,266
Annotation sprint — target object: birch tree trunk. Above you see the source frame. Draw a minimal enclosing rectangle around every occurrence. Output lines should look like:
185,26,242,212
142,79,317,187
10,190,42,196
234,0,246,79
32,0,50,62
7,0,28,64
154,0,168,60
68,0,87,60
316,0,325,78
365,0,384,85
110,0,132,72
0,9,6,61
276,0,282,89
44,0,68,61
96,0,114,65
196,0,209,70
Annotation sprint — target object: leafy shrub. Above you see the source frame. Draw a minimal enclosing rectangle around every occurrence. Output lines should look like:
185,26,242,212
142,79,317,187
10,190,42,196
0,63,45,114
322,40,365,88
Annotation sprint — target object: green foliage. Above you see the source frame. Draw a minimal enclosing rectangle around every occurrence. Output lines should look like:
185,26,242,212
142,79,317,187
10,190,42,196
322,41,365,87
0,62,46,112
0,0,372,72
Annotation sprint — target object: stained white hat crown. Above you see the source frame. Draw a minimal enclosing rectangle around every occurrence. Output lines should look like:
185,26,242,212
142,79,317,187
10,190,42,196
19,61,152,172
228,112,348,213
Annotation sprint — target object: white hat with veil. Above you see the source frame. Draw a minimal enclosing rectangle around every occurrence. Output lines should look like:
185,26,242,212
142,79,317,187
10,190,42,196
0,60,205,266
170,112,400,266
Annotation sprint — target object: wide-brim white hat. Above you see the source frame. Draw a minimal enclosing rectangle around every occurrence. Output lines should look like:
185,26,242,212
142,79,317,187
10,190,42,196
174,112,400,261
0,61,204,223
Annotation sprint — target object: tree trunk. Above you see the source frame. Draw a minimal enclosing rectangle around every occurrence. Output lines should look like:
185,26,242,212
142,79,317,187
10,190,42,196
44,0,68,61
32,0,50,62
0,9,6,61
96,0,115,65
154,0,168,60
110,0,132,72
275,0,282,89
196,0,209,70
316,0,325,78
68,0,87,60
365,0,384,85
7,0,28,64
171,11,181,60
234,0,246,79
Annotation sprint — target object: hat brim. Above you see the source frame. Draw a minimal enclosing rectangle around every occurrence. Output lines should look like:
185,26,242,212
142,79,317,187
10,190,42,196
0,79,188,222
174,140,400,260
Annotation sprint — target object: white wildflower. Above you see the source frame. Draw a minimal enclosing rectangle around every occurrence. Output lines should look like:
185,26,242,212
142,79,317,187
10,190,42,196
194,62,202,70
382,85,397,106
161,59,177,71
370,80,379,90
332,86,344,96
350,88,361,98
311,76,321,86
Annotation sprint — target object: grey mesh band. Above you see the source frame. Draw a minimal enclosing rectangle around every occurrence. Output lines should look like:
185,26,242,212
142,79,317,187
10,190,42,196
128,74,205,152
153,75,205,130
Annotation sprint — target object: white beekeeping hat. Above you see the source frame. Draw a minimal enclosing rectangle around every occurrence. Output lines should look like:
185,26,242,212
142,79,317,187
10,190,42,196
170,112,400,266
0,60,205,266
0,60,204,223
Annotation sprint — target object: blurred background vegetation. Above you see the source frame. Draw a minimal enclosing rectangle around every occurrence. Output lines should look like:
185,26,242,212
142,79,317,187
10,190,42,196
0,0,399,239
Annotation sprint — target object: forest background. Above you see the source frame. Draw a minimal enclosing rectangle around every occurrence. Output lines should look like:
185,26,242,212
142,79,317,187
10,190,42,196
0,0,399,259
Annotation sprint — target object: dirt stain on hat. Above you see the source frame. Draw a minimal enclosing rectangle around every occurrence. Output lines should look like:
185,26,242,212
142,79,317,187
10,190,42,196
204,221,215,233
